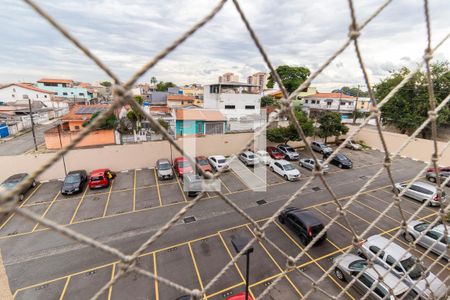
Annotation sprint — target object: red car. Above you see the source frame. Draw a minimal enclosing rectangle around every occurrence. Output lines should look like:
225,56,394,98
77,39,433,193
226,293,254,300
266,146,284,160
426,166,450,173
88,169,115,189
195,156,212,173
173,157,193,177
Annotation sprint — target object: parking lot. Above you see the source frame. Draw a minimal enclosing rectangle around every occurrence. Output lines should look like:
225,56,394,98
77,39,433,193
3,149,450,299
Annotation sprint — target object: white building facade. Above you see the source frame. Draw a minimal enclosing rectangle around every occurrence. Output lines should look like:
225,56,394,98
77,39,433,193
301,93,356,120
0,83,68,109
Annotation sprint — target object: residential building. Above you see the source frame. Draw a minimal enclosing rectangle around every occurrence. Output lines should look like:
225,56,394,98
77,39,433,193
44,104,116,149
175,108,226,137
167,94,202,108
301,92,356,119
149,91,169,106
218,72,239,83
269,87,317,107
0,83,69,109
247,72,268,93
355,97,373,112
37,78,93,102
180,84,203,99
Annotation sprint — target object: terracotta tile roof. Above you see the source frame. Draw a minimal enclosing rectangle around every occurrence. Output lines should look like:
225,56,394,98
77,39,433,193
77,82,91,88
37,78,74,84
305,92,354,99
62,104,110,121
167,94,195,101
150,106,170,113
176,109,225,121
0,83,55,94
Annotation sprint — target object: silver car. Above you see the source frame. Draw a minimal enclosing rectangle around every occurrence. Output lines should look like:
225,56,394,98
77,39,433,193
299,158,330,173
239,151,260,166
346,140,362,150
404,221,450,261
360,235,447,299
155,159,174,180
394,181,446,206
334,253,419,299
311,141,332,154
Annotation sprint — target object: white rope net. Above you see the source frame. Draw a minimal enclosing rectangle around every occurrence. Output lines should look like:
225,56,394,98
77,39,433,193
2,0,449,299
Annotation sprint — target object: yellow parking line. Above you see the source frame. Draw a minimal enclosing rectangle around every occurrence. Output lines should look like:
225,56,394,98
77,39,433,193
107,263,115,300
32,191,60,232
102,180,114,217
245,225,303,297
59,275,71,300
188,242,205,297
175,174,188,203
153,252,159,300
219,178,232,194
69,186,88,224
133,170,137,211
206,281,245,299
154,169,162,207
0,183,42,231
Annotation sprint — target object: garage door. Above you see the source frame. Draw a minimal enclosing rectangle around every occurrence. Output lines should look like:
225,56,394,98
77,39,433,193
205,122,224,135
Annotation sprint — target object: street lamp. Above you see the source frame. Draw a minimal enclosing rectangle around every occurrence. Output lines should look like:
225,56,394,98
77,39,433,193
231,236,254,300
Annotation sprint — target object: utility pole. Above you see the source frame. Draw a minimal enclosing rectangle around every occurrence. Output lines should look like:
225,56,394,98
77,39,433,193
353,84,360,125
28,98,38,152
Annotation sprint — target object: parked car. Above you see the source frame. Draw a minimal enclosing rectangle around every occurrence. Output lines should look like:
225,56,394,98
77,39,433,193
239,151,260,166
269,160,300,181
277,144,300,160
346,139,362,150
299,158,330,173
359,235,447,299
266,146,284,160
278,207,326,245
226,293,254,300
255,150,271,165
426,168,450,186
88,169,115,189
0,173,36,201
333,253,419,300
182,173,203,197
323,152,353,169
61,170,87,195
156,159,174,180
208,155,229,172
394,181,446,206
195,156,212,174
311,141,333,154
173,157,193,177
404,221,450,261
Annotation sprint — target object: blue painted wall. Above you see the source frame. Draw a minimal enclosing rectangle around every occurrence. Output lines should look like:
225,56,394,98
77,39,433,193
37,83,91,99
176,120,203,136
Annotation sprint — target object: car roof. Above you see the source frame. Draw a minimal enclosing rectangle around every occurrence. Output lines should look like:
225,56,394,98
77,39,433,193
367,265,409,294
277,159,292,165
242,151,254,155
174,157,187,162
157,159,170,164
67,170,85,175
6,173,28,181
433,223,450,234
366,235,411,261
195,156,207,160
286,208,322,226
209,155,225,159
411,181,436,191
278,144,291,147
90,169,108,176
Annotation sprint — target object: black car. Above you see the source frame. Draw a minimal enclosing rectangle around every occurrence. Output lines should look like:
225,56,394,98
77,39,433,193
0,173,36,201
278,207,326,246
426,169,450,187
323,152,352,169
61,170,88,195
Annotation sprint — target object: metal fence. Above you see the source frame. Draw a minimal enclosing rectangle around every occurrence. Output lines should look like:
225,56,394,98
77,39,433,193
2,0,450,299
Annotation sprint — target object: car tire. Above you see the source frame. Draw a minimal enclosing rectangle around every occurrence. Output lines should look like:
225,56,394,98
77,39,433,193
285,155,289,160
335,268,346,282
299,235,307,245
278,215,285,224
270,167,274,172
284,175,288,181
427,200,433,207
320,150,324,154
32,181,37,187
19,194,25,201
428,177,436,183
403,232,415,242
338,163,343,169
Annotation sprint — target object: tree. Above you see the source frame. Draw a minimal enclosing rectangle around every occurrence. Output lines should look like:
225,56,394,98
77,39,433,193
150,119,170,135
317,112,349,143
375,61,450,138
260,95,275,107
150,76,157,85
331,86,368,97
100,81,112,87
156,81,177,91
134,95,144,105
266,109,314,143
267,65,310,94
82,111,116,129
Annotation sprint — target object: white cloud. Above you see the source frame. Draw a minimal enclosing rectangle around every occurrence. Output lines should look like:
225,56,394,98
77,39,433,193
0,0,448,91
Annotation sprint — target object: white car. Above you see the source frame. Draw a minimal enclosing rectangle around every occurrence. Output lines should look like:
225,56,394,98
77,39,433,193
208,155,229,172
346,140,362,150
239,151,260,166
299,158,330,173
255,150,271,165
270,159,300,181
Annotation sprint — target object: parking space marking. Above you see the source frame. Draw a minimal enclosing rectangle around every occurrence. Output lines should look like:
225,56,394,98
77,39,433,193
69,186,88,224
133,170,137,211
107,263,116,300
217,232,248,285
102,180,115,217
32,191,60,232
175,174,188,203
245,225,303,297
219,178,232,194
154,169,163,207
153,252,159,300
59,276,71,300
370,189,436,215
188,242,205,295
0,183,41,231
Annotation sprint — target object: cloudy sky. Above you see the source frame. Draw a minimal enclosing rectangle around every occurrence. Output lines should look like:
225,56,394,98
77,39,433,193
1,0,449,91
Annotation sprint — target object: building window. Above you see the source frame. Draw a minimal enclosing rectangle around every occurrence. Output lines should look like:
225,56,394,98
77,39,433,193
44,95,48,98
340,101,346,105
79,93,84,96
245,105,255,109
74,126,80,130
71,92,74,94
13,88,16,92
305,99,308,104
225,105,235,109
55,92,58,95
12,94,15,98
22,94,29,99
36,94,39,98
311,100,316,104
63,92,68,96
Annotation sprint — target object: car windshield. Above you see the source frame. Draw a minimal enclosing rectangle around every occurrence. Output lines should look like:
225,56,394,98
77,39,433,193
311,224,324,235
283,164,295,171
336,154,348,161
286,148,295,152
197,159,209,166
217,159,226,164
159,163,171,170
400,257,425,280
178,161,190,168
349,260,367,270
248,154,255,159
414,223,429,232
91,176,104,181
65,174,80,184
0,182,17,190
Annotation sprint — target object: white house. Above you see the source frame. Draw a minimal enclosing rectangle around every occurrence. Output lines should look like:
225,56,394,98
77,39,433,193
301,92,356,120
0,83,68,109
